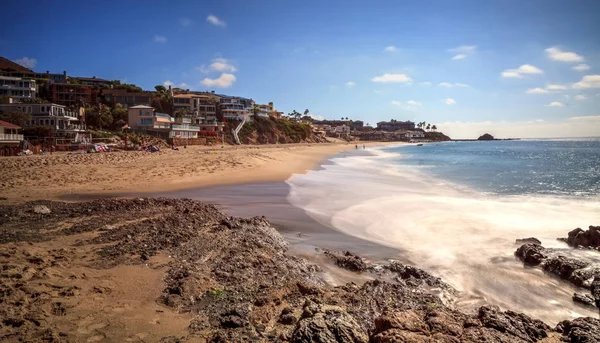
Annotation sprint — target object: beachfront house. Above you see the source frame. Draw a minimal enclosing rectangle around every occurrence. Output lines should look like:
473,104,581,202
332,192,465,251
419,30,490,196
0,120,23,147
0,76,38,100
0,103,86,143
127,105,200,138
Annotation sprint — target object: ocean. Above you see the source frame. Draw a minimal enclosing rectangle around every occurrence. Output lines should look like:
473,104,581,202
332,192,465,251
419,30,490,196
286,139,600,325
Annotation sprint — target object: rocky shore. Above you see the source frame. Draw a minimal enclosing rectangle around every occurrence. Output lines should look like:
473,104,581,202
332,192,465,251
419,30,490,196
1,198,598,342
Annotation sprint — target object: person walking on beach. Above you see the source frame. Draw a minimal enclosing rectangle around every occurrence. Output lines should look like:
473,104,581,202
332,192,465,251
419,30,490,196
355,144,358,149
363,145,365,150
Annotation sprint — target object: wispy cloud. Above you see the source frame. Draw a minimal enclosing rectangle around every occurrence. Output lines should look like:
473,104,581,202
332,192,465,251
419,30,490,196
546,84,567,90
449,45,476,60
438,82,470,88
196,58,237,73
207,15,226,27
163,80,174,87
572,64,590,72
154,35,167,43
201,73,236,88
572,75,600,89
13,57,37,69
545,46,584,62
548,101,564,107
449,45,477,53
526,88,549,94
406,100,422,106
569,115,600,121
345,81,356,87
574,94,587,101
444,98,456,105
371,73,412,83
420,82,432,86
383,45,397,52
391,100,402,106
501,64,543,78
180,18,193,27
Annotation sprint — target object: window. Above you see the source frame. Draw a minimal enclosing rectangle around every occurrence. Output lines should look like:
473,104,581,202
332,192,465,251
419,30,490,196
51,120,54,125
140,118,153,125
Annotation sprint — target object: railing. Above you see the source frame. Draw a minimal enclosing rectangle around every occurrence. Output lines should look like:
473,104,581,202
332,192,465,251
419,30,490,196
58,125,86,131
0,133,24,141
172,124,200,131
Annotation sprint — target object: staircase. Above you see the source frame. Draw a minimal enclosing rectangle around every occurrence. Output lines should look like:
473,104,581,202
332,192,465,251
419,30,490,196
232,115,248,145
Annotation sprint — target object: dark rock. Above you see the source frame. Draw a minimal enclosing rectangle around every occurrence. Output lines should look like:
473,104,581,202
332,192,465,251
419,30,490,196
563,226,600,249
515,237,541,245
592,276,600,308
477,305,550,342
572,293,596,308
220,303,252,328
478,133,494,141
292,305,368,343
515,244,546,266
374,310,430,335
556,317,600,342
541,255,589,280
279,313,297,325
297,282,320,295
323,250,367,273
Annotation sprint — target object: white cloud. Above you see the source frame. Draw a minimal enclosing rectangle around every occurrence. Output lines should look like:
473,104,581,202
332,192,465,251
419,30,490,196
516,64,543,74
526,88,549,94
201,73,236,88
154,35,167,43
371,73,412,83
345,81,356,87
438,82,470,88
383,45,397,52
163,80,174,87
546,84,567,90
180,18,193,27
548,101,564,107
178,82,190,88
420,82,432,86
444,98,456,105
207,15,226,27
449,45,477,53
452,54,467,60
391,100,402,106
406,100,422,106
569,115,600,121
574,94,587,101
545,46,584,62
13,57,37,69
209,58,237,72
196,58,237,73
439,119,599,139
573,75,600,89
572,64,590,71
501,64,543,78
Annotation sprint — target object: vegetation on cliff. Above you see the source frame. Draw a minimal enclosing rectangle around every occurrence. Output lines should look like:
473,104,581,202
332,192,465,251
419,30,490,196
228,116,326,144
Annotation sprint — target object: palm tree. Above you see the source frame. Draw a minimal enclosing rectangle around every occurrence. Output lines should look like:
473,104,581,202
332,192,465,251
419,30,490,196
432,125,437,131
426,123,431,131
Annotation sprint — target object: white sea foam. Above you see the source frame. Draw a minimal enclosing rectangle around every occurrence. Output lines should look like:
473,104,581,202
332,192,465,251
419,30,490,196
286,147,600,324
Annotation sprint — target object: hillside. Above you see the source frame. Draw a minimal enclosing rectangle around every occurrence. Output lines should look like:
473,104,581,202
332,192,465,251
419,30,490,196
424,131,451,141
227,117,327,144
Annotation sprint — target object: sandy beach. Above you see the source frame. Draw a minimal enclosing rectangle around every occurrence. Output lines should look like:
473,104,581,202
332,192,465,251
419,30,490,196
0,142,390,203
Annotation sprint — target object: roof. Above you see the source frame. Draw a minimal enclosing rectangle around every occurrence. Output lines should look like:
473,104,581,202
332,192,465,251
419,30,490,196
129,105,154,109
0,57,34,73
0,120,21,129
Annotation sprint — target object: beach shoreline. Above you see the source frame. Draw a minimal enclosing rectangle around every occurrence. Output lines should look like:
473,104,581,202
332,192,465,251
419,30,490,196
0,142,399,204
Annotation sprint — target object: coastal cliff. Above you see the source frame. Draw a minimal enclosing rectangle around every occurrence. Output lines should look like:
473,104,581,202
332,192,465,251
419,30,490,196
227,117,328,144
0,198,597,342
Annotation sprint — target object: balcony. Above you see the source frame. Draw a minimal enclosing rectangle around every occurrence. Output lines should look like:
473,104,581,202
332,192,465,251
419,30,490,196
0,133,24,141
58,124,86,132
172,124,200,131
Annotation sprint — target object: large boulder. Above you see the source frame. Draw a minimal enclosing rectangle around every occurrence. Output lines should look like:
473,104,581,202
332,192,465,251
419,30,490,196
515,244,546,266
515,237,541,245
477,133,494,141
563,226,600,249
541,255,589,280
556,317,600,342
476,306,550,342
291,302,368,343
323,250,367,273
591,276,600,308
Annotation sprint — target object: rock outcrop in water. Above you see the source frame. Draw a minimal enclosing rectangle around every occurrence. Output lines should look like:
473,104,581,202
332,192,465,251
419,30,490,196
0,198,596,342
477,133,495,140
515,242,600,313
559,226,600,250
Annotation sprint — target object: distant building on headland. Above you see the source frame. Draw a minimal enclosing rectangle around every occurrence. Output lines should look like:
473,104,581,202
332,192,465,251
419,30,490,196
0,76,37,100
376,120,415,131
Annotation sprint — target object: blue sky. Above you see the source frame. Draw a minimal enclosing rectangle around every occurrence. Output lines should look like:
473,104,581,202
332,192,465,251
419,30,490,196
1,0,599,138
